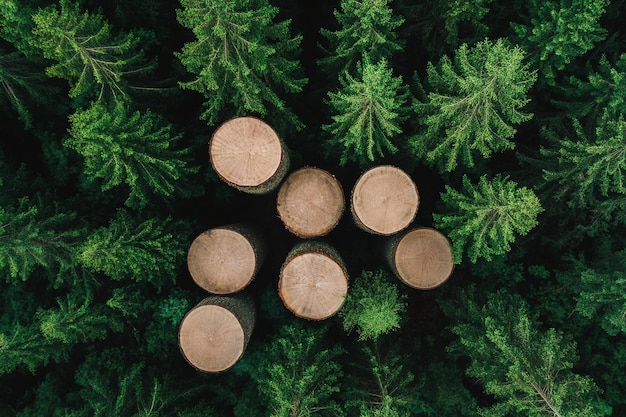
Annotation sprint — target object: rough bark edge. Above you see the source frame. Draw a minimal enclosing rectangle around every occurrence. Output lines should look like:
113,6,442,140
178,293,256,373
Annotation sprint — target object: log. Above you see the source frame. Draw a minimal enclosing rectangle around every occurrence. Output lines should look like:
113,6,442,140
278,242,348,320
209,116,289,194
187,225,264,294
178,294,256,373
276,167,345,238
386,227,454,289
351,165,419,235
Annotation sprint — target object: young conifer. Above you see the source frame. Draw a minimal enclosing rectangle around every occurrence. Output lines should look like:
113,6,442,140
176,0,307,127
412,38,536,172
324,57,410,168
433,175,542,263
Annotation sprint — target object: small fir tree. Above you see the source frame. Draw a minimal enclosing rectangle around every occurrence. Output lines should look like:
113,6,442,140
257,325,344,417
339,269,407,341
411,38,536,172
324,57,410,168
176,0,307,126
511,0,609,82
66,99,197,209
78,210,186,290
448,289,611,417
433,174,543,263
319,0,404,73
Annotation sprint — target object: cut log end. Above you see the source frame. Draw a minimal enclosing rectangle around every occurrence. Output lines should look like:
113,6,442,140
392,228,454,289
187,228,257,294
209,117,285,190
277,167,345,238
178,304,245,372
351,165,419,235
279,244,348,320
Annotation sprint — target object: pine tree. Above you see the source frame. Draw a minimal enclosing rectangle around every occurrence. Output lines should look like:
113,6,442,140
31,0,152,101
0,196,82,283
555,53,626,119
176,0,307,126
511,0,609,82
0,288,123,375
323,57,410,168
433,175,542,263
257,325,344,417
339,269,407,341
66,99,197,209
411,38,536,172
540,111,626,209
319,0,404,73
78,210,187,290
448,289,611,417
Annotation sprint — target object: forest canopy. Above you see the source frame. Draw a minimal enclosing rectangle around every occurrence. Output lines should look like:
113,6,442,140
1,0,626,416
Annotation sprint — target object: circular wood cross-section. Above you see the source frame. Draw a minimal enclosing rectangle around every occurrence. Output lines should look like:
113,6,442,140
209,117,286,192
391,228,454,289
279,243,348,320
351,166,419,235
277,167,345,237
178,304,245,372
187,228,257,294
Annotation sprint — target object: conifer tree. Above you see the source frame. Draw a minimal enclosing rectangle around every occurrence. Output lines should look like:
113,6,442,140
0,196,82,283
66,99,197,209
556,53,626,119
0,288,123,375
324,57,410,168
0,0,36,55
411,38,536,172
176,0,307,126
31,0,152,101
339,269,407,341
511,0,609,82
319,0,404,73
257,325,344,417
448,289,611,417
78,210,186,290
433,175,542,263
540,110,626,209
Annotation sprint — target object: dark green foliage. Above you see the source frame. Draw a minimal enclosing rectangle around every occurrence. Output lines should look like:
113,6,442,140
78,210,186,289
412,39,536,172
540,111,626,209
257,325,344,417
0,196,82,282
511,0,609,82
66,99,197,209
448,289,611,417
339,269,407,341
176,0,307,126
434,175,542,263
31,0,152,101
323,58,410,167
556,53,626,119
319,0,404,73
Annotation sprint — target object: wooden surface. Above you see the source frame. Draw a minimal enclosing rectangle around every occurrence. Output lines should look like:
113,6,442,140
279,251,348,320
187,228,256,294
277,167,345,237
351,166,419,235
209,117,283,187
393,228,454,289
178,304,245,372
